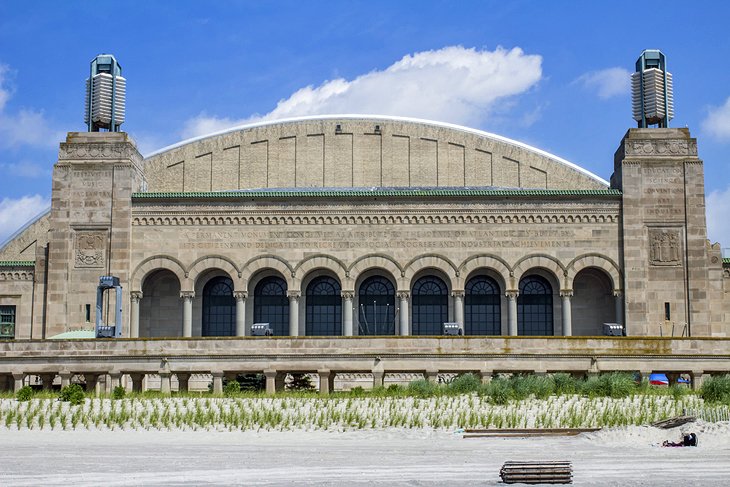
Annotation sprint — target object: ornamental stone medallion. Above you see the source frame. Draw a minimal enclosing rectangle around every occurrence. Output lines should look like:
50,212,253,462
648,228,682,266
74,231,106,268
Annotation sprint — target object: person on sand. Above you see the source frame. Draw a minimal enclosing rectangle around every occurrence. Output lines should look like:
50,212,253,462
662,433,698,447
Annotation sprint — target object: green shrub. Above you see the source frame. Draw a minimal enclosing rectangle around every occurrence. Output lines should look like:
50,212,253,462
552,373,578,395
59,384,85,405
669,383,688,400
16,385,33,402
448,373,481,394
407,379,438,397
349,386,366,397
580,372,635,398
237,373,266,392
484,378,511,405
112,386,126,400
223,380,241,397
701,374,730,403
287,373,315,391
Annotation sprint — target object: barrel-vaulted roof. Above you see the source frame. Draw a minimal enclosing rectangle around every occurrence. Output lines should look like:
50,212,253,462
142,115,609,192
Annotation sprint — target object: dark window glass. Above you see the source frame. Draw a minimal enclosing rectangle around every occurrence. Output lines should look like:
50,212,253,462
517,275,553,336
306,276,342,336
254,276,289,336
412,276,448,335
202,277,235,337
0,305,15,339
358,276,396,335
465,275,501,335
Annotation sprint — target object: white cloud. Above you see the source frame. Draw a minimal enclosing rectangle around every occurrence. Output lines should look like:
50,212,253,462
0,63,62,149
181,45,543,139
574,67,631,99
0,194,50,244
702,96,730,141
706,185,730,248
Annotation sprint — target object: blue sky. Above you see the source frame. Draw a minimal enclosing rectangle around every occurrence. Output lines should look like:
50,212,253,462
0,1,729,249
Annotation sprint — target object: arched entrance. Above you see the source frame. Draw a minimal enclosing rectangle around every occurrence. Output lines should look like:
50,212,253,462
572,268,614,335
358,275,395,335
305,276,342,336
202,276,235,336
412,275,448,335
465,275,501,335
518,275,553,336
140,269,182,337
253,276,289,336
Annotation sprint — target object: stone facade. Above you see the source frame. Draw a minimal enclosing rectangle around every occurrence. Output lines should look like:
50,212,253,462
0,117,728,344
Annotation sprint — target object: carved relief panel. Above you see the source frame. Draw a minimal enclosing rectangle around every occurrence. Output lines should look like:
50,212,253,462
74,230,107,268
648,228,682,266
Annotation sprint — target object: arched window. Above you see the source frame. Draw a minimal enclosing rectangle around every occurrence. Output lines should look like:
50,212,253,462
254,276,289,336
465,275,501,335
518,275,553,336
202,276,235,337
358,276,396,335
306,276,342,336
412,276,448,335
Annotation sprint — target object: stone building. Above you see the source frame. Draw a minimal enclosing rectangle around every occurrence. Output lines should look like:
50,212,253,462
1,114,728,342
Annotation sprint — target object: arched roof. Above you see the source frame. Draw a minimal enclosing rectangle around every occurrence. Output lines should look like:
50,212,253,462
143,115,608,192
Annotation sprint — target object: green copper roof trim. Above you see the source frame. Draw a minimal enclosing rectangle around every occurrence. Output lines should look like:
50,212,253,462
723,258,730,266
133,189,622,199
0,261,35,267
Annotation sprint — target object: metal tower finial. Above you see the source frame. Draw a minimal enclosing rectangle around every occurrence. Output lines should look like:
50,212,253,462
631,50,674,128
84,54,126,132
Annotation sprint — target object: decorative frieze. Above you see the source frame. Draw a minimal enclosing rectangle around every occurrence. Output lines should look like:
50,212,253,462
131,211,618,227
59,142,143,166
625,139,698,157
0,271,34,281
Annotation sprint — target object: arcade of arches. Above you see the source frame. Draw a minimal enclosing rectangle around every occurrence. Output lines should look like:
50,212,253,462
136,265,620,338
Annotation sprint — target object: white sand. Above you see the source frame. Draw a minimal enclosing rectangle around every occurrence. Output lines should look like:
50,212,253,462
1,422,729,486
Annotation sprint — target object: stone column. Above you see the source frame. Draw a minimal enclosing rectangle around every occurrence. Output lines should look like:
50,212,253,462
264,370,278,395
159,372,172,395
480,370,493,385
506,291,519,336
425,369,439,383
452,290,465,329
318,370,334,395
639,369,652,385
341,291,354,336
560,290,573,337
59,371,72,389
613,290,624,327
176,373,190,393
12,373,25,393
180,291,195,338
109,372,122,391
372,370,385,389
397,291,410,336
691,371,707,391
234,291,248,337
130,291,143,338
211,371,224,395
287,291,300,336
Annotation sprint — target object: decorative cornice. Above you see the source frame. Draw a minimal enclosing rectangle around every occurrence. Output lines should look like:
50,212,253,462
396,291,410,300
0,270,34,281
287,290,301,299
132,211,619,227
179,291,195,300
233,290,248,300
451,290,465,298
560,290,574,298
624,139,698,157
130,291,143,302
132,189,621,200
340,291,355,300
505,290,519,299
0,261,35,267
